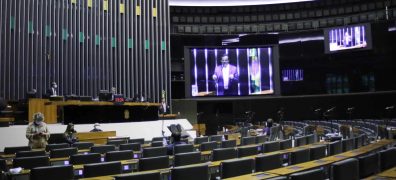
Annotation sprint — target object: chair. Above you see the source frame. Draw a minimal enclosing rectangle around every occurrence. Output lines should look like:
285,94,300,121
105,150,134,162
72,142,94,150
290,168,325,180
310,145,327,160
70,153,101,165
16,150,46,158
138,155,169,171
152,137,164,142
50,147,78,158
200,141,217,151
358,153,379,178
221,140,236,148
306,134,316,144
173,144,194,155
379,147,396,171
221,158,254,178
142,146,167,158
119,143,141,151
212,148,237,161
107,139,128,147
90,145,116,154
262,141,280,153
194,136,209,144
171,164,209,180
255,135,267,144
45,143,70,152
330,158,359,180
115,171,161,180
295,136,307,147
342,138,355,152
174,151,201,167
255,153,282,171
13,156,50,169
30,165,74,180
209,135,223,142
237,146,259,158
83,161,122,178
4,146,31,154
280,139,292,150
0,159,7,172
241,136,256,145
328,140,342,155
151,141,163,147
129,138,145,144
290,148,310,165
354,136,362,149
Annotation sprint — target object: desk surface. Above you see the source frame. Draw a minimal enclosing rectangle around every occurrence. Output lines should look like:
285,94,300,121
365,167,396,180
51,100,160,106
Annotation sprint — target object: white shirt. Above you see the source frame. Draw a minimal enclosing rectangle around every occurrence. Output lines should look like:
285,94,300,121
52,88,57,96
222,65,230,89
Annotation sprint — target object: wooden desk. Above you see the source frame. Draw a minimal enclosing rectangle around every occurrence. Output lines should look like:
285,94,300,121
224,172,280,180
365,166,396,180
77,131,117,144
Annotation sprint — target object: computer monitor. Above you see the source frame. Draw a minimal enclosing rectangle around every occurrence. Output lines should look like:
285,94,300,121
26,91,37,99
99,90,113,101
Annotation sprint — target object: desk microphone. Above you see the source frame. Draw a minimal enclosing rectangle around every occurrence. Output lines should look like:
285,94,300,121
326,107,336,113
385,106,394,110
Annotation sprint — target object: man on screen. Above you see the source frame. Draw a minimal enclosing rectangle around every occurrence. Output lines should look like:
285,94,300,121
212,54,239,95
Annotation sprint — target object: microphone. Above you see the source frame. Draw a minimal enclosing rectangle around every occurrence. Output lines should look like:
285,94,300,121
327,107,336,113
385,106,394,110
347,107,355,111
314,108,321,112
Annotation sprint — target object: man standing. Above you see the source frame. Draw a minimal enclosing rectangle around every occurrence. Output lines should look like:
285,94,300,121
212,54,239,95
46,82,58,97
26,113,50,149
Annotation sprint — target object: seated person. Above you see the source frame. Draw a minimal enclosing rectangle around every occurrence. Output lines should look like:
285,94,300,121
64,123,78,144
165,124,187,155
90,123,102,132
262,118,273,136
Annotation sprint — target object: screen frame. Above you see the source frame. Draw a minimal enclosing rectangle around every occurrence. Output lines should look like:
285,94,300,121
183,45,281,98
324,23,373,54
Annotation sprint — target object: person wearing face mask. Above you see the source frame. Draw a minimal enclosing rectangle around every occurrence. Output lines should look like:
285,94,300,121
26,112,50,149
46,82,58,97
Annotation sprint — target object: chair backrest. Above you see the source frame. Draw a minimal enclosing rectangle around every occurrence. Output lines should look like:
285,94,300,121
105,150,134,162
221,158,254,178
50,147,78,158
310,145,327,160
328,140,342,156
119,143,141,151
237,146,259,158
290,168,325,180
255,153,282,171
138,155,169,171
0,159,7,172
209,135,223,142
13,156,50,169
194,136,209,144
115,171,161,180
290,148,310,165
173,144,194,155
174,151,201,167
72,142,94,150
280,139,292,150
129,138,145,144
358,153,379,178
199,141,218,151
330,158,359,180
241,136,256,146
46,143,70,152
151,137,164,142
150,141,163,147
90,145,116,154
306,134,316,144
83,161,122,178
255,135,267,144
4,146,31,154
142,146,167,158
295,136,307,147
342,138,355,152
379,147,396,171
221,140,236,148
16,150,46,158
70,153,101,165
262,141,280,153
107,139,128,147
212,148,238,161
171,164,209,180
30,165,74,180
354,136,362,149
266,177,288,180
